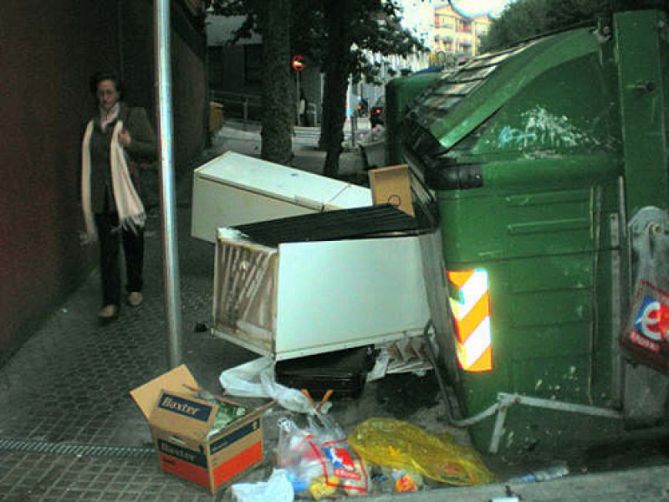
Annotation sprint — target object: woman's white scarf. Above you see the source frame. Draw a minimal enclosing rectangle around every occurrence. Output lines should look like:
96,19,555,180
81,120,146,242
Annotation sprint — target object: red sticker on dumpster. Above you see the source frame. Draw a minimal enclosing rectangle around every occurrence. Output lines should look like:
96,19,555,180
621,281,669,372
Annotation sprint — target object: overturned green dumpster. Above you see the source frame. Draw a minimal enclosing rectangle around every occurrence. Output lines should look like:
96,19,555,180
385,72,440,166
402,9,669,454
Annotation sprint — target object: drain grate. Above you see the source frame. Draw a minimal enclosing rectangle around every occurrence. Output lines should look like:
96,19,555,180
0,438,154,459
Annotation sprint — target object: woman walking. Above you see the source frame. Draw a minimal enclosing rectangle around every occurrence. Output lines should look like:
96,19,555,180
81,72,156,323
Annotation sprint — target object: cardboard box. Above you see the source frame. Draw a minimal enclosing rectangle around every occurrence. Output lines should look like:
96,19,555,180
368,164,415,216
130,365,267,494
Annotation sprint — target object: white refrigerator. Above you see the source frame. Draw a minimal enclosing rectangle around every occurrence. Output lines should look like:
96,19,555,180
191,152,372,243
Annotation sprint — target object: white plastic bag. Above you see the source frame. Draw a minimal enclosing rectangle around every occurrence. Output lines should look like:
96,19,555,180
276,417,369,499
230,468,294,502
219,357,329,414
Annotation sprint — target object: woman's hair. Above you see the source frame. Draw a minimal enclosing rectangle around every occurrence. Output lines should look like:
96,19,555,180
89,71,125,99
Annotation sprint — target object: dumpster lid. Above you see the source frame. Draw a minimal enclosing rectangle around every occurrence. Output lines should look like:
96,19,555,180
232,205,418,247
405,26,598,154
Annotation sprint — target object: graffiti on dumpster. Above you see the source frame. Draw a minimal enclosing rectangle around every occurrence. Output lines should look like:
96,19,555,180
496,106,597,150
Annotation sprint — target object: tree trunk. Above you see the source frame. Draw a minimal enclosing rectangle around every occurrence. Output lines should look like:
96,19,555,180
258,0,293,164
321,0,353,178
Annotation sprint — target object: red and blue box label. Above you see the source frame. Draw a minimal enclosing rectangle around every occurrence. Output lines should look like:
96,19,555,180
158,393,213,421
158,439,210,489
156,417,262,493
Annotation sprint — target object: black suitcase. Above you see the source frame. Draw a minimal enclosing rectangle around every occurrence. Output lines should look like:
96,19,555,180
275,346,376,400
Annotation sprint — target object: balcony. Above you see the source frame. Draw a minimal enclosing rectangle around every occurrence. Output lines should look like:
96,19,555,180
458,23,472,33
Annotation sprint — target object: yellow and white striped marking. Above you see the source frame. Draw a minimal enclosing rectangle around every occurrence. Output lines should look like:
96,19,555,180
448,269,493,372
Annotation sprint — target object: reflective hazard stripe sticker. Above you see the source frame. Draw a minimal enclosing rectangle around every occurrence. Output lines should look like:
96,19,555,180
447,269,493,372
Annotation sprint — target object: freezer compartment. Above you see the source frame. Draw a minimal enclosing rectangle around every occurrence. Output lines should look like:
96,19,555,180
192,151,372,243
213,232,278,354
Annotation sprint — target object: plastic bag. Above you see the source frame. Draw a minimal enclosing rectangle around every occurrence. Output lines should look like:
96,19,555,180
230,468,294,502
219,357,329,414
276,417,369,499
348,418,494,486
368,466,424,494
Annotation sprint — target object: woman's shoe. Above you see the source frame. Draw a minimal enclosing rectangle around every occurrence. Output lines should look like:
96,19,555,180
127,292,143,307
98,304,119,324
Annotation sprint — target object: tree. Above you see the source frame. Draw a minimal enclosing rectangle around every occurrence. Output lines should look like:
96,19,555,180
482,0,669,51
209,0,425,176
293,0,425,177
258,0,293,163
209,0,293,164
319,0,355,177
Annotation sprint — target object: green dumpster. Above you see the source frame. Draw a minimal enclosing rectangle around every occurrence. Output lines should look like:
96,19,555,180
402,10,669,454
385,72,441,165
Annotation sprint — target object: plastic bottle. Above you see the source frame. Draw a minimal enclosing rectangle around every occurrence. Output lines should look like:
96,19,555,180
508,462,569,483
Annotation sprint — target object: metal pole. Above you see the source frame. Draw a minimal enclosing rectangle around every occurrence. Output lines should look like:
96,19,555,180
154,0,183,368
296,71,301,126
348,75,356,147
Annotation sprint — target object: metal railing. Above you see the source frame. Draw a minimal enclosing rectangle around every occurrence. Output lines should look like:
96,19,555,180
210,90,262,124
211,90,320,126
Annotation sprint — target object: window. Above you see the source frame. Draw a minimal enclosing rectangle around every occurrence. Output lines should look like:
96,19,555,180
436,14,455,29
244,44,263,85
208,46,224,89
458,20,472,32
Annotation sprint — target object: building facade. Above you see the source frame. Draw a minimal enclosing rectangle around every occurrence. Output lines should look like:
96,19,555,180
433,3,492,61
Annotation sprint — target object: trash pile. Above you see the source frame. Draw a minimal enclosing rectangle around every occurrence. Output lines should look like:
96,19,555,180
358,125,386,170
177,150,589,500
219,358,494,501
358,124,385,144
228,410,494,501
349,418,494,487
131,362,575,500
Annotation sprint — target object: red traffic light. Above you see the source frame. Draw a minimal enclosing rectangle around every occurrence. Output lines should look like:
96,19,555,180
291,54,305,72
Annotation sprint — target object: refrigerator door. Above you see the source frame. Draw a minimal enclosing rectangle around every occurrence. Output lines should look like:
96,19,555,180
212,234,430,360
273,236,430,360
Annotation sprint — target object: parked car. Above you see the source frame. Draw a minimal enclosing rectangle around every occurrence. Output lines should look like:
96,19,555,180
370,95,385,127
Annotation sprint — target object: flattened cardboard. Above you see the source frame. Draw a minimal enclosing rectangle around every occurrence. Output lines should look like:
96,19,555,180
368,164,415,216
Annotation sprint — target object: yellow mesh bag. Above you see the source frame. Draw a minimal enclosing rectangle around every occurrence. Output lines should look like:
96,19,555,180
349,418,494,486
